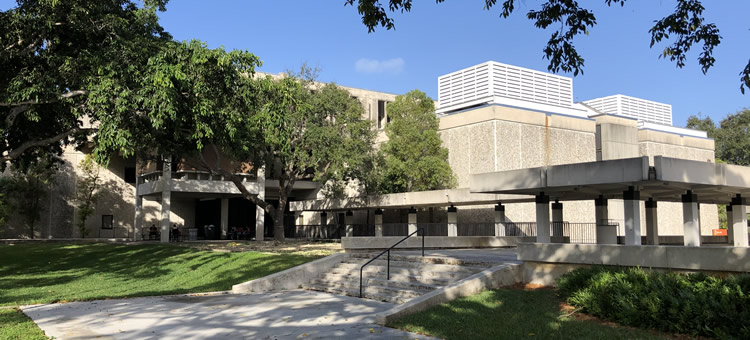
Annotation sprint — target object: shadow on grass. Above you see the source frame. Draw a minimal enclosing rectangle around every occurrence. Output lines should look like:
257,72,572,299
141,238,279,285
0,243,319,306
388,288,666,340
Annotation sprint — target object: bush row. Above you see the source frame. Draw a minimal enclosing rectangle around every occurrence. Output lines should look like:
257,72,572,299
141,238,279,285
556,266,750,339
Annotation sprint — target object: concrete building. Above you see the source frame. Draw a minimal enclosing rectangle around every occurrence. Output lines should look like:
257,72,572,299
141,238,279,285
1,62,719,241
295,61,718,239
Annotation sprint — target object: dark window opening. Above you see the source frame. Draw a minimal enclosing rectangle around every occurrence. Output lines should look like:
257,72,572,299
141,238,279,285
124,167,136,184
102,215,114,229
378,100,386,129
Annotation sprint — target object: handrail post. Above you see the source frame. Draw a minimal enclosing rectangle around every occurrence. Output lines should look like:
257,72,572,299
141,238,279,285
359,266,363,298
422,230,425,257
387,249,390,280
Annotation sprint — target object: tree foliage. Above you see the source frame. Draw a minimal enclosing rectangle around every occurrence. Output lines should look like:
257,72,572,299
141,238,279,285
379,90,455,193
73,155,102,238
345,0,749,92
5,157,60,238
687,109,750,166
1,0,172,170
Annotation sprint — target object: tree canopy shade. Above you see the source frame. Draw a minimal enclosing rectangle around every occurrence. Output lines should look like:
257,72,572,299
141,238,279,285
379,90,455,193
1,0,172,169
345,0,750,93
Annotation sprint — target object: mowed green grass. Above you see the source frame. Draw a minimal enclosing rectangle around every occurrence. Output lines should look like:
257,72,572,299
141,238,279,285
389,288,666,340
0,242,323,339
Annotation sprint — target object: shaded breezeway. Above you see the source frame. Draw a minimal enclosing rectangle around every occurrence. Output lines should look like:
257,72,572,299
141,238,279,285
22,290,438,339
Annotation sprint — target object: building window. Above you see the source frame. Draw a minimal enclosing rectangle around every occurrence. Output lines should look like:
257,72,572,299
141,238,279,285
102,215,114,229
124,167,136,184
378,100,386,129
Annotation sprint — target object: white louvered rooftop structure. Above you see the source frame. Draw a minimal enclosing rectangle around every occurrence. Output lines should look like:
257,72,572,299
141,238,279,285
435,61,588,118
583,94,672,126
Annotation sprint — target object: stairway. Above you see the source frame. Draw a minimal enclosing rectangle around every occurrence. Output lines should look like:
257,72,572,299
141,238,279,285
302,252,495,304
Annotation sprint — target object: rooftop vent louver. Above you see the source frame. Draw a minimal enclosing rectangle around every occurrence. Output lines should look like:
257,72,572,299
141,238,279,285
436,61,579,116
583,94,672,126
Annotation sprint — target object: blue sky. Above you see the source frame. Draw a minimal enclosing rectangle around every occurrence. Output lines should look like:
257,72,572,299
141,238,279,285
3,1,749,127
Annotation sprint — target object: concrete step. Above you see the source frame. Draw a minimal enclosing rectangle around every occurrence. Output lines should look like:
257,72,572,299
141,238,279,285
348,253,498,268
335,260,485,274
302,283,415,304
310,276,440,293
319,272,453,286
330,265,474,281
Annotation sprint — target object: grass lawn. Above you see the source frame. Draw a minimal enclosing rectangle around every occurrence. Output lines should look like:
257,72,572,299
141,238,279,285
388,287,668,340
0,242,330,339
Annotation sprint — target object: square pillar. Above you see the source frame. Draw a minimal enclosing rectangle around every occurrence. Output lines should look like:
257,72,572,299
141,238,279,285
551,201,564,242
494,204,506,236
159,157,172,243
682,191,701,247
731,196,749,247
645,199,659,245
623,187,641,246
319,212,328,239
447,206,458,237
408,207,417,235
255,167,265,241
134,194,143,241
595,196,615,244
535,193,550,243
220,198,229,239
726,205,734,244
374,209,383,237
345,210,354,237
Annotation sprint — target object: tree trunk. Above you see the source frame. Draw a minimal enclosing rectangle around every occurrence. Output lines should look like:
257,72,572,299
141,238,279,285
274,194,287,241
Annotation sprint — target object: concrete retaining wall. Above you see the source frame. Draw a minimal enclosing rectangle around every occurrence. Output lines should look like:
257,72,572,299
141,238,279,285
231,253,347,294
342,236,537,251
518,243,750,285
375,263,521,325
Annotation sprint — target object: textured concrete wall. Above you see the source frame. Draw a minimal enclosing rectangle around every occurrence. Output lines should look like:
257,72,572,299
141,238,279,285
438,106,597,224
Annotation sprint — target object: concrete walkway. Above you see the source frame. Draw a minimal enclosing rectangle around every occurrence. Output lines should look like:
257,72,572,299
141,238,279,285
390,247,521,265
22,290,438,340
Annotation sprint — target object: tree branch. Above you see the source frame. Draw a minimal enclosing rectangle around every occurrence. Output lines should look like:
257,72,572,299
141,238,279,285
0,90,89,108
2,127,88,161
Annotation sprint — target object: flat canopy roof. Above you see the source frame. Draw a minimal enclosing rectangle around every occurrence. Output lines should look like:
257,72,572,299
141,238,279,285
289,188,534,212
470,156,750,204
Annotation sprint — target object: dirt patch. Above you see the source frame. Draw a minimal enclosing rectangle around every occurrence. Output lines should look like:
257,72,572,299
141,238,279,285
508,282,553,291
174,240,342,256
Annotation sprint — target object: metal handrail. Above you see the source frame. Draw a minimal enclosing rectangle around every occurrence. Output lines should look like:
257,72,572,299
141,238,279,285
359,227,424,298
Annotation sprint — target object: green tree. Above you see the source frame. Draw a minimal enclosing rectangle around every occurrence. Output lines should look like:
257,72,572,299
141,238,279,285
688,109,750,166
7,157,59,238
73,155,102,238
1,0,171,169
346,0,749,93
380,90,455,193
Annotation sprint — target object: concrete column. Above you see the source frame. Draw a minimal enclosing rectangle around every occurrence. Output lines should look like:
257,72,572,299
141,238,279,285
374,209,383,237
408,207,417,235
727,205,734,244
159,157,172,243
220,198,229,239
645,199,659,245
594,196,615,244
255,167,265,241
623,187,641,246
494,204,506,236
731,196,749,247
134,193,143,241
551,201,563,241
345,210,354,237
682,190,700,247
535,193,550,243
447,206,458,237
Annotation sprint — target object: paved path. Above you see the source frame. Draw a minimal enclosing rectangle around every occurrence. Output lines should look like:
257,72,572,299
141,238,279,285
22,290,438,340
391,247,520,264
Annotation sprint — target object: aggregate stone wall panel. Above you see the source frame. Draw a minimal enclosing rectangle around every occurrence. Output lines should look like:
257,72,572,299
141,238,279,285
494,120,522,171
469,122,496,174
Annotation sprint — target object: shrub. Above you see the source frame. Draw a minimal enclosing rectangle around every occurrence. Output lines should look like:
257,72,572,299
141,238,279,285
557,266,750,339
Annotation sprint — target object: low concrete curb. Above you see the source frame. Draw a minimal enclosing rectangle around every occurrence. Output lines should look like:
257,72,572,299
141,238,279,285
374,263,521,325
232,253,347,293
